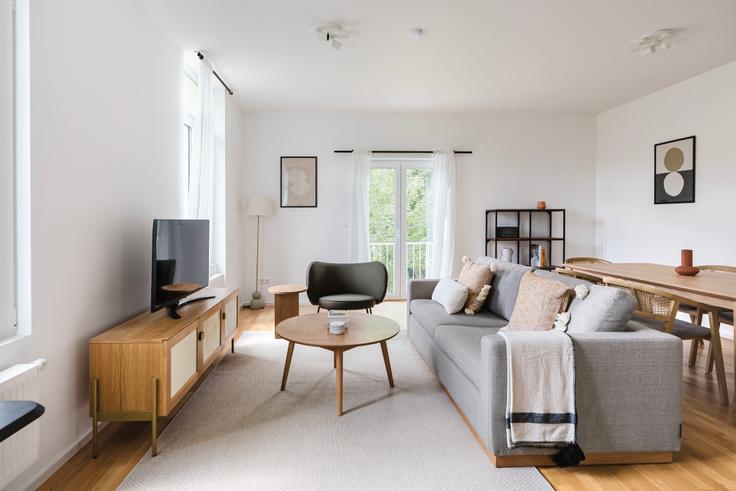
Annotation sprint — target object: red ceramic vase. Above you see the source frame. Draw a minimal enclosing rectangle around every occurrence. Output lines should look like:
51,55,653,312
675,249,700,276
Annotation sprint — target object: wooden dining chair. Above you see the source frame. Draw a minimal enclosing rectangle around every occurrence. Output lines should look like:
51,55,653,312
601,276,729,405
565,257,611,265
553,267,604,284
678,265,736,371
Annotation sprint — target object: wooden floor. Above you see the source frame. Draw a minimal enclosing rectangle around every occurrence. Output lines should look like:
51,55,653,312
41,302,736,490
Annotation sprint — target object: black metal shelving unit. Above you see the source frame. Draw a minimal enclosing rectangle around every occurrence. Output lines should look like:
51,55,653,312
484,209,566,269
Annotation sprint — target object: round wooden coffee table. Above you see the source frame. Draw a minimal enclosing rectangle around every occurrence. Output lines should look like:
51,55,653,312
276,313,400,416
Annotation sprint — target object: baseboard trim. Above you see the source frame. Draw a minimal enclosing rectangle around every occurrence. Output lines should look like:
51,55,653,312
17,421,109,491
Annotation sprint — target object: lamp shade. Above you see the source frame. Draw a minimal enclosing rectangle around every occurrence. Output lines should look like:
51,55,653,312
247,196,274,216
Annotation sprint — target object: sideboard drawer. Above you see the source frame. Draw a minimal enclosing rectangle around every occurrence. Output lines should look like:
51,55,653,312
169,328,197,400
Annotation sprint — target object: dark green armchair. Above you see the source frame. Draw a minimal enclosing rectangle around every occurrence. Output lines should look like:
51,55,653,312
306,261,388,312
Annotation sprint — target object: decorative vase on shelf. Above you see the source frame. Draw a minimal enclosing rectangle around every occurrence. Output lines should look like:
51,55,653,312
675,249,700,276
501,247,514,263
536,201,547,210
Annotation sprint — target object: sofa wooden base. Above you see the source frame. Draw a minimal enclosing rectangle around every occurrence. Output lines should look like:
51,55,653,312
490,451,673,468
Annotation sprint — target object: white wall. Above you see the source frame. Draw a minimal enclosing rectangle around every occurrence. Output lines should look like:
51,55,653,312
242,111,597,302
0,1,179,488
596,61,736,264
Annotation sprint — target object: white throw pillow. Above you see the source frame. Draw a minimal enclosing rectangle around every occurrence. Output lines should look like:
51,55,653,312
432,278,469,314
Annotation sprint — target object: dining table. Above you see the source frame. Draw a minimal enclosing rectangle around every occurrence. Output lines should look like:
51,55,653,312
565,262,736,405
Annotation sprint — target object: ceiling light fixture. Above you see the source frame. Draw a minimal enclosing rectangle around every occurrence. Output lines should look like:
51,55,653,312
410,27,424,39
634,29,676,55
314,22,349,50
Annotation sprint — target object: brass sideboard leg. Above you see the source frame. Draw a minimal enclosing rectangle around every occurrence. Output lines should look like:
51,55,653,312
91,378,98,458
151,378,158,457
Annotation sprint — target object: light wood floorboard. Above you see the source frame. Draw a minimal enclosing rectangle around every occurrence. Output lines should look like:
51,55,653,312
40,302,736,490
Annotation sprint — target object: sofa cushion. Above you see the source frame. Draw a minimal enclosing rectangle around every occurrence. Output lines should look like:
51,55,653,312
476,257,533,320
409,299,507,338
457,256,494,315
434,325,499,389
318,294,375,310
567,285,637,333
506,271,572,331
431,278,468,314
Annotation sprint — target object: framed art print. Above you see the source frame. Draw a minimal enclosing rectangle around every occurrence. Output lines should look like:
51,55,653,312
654,136,695,204
280,156,317,208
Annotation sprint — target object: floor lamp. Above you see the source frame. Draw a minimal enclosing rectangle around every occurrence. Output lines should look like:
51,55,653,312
247,196,273,309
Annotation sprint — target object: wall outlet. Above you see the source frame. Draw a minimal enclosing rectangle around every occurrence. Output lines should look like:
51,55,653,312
259,277,270,284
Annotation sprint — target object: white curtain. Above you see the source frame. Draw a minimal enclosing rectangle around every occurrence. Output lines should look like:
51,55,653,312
188,60,226,275
188,60,214,221
429,151,456,278
349,151,371,262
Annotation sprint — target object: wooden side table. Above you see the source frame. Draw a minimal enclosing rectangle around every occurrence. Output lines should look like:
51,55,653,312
267,284,307,338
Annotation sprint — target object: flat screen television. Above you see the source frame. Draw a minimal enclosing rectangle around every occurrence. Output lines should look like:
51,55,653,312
150,219,213,318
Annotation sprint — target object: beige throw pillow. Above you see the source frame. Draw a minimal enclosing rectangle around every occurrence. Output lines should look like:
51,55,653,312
457,256,494,315
506,272,572,331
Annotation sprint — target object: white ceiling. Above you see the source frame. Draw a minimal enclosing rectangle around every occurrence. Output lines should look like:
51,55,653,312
140,0,736,113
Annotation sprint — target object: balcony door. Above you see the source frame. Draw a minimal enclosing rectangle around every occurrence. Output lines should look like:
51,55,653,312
369,159,433,299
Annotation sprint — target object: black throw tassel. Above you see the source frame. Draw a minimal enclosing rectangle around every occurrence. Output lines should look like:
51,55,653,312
553,443,586,467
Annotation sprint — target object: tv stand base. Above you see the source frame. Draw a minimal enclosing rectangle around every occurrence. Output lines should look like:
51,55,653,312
168,296,216,319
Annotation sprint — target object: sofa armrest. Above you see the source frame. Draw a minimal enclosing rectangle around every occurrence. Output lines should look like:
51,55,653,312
408,279,440,302
480,326,682,456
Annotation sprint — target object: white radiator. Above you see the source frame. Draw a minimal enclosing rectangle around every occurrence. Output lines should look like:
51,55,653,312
0,359,47,490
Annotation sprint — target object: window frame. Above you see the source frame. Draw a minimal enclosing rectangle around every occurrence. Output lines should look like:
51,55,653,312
1,0,31,346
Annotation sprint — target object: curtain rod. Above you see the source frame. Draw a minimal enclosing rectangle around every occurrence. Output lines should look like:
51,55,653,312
334,150,472,154
196,52,234,96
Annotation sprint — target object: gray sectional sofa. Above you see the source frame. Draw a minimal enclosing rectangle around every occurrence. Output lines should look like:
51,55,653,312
408,257,682,466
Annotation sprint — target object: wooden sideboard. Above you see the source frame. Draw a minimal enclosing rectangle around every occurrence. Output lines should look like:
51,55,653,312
89,287,240,457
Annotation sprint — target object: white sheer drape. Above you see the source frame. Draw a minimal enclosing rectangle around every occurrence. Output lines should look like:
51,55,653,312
188,60,225,275
189,60,214,221
349,151,371,262
429,151,456,278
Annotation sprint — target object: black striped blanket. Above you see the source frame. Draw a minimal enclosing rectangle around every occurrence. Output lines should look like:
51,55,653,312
497,329,585,467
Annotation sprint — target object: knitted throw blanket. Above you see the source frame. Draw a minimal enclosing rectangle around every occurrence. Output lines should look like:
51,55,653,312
497,329,585,467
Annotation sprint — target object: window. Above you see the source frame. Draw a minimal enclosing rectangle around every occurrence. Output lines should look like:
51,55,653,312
1,0,30,343
369,159,433,298
182,61,197,193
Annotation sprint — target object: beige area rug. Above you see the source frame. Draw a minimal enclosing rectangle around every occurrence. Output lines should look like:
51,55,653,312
120,331,551,490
